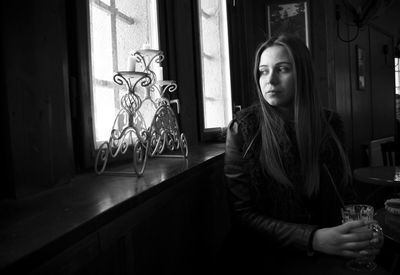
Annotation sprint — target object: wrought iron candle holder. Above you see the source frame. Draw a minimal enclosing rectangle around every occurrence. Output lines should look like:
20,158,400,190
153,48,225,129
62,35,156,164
95,49,188,176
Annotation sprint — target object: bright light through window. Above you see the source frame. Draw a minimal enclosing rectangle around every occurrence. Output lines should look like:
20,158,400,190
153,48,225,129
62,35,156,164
198,0,232,129
89,0,159,147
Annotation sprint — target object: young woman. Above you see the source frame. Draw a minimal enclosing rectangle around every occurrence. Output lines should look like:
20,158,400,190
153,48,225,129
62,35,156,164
223,34,382,273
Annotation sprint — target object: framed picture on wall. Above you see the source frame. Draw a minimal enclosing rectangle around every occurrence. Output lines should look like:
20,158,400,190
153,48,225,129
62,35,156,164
356,45,366,90
267,1,310,47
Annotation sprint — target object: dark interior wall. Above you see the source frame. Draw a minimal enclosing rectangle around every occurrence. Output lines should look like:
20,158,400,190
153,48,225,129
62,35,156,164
333,0,397,168
349,27,373,167
369,27,395,140
370,0,400,42
333,3,353,158
309,0,331,108
2,1,75,198
0,4,14,199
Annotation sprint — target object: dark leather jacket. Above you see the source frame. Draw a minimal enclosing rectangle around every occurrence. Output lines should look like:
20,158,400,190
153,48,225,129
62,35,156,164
224,104,355,256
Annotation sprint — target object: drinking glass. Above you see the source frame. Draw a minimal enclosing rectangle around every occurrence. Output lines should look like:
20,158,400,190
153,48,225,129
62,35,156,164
341,204,383,272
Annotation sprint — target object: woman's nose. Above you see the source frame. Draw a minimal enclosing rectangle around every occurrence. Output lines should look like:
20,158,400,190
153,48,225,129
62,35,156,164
266,70,278,85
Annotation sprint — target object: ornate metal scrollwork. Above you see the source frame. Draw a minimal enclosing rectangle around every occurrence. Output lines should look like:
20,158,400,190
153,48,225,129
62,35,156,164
94,50,188,176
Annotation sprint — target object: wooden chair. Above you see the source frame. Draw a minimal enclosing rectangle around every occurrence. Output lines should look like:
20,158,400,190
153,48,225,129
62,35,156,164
368,137,395,167
357,140,398,208
380,140,400,205
380,141,398,166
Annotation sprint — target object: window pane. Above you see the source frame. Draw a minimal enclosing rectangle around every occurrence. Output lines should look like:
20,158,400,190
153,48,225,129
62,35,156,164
90,5,113,80
92,85,116,141
88,0,159,147
198,0,232,129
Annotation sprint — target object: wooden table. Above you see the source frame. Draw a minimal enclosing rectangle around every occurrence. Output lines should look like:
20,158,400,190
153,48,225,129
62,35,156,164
353,166,400,186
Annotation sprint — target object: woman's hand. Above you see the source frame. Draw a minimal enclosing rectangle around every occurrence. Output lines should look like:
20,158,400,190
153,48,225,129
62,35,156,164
312,220,383,258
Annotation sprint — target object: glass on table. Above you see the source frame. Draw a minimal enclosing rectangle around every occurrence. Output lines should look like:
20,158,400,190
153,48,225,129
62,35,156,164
341,204,383,272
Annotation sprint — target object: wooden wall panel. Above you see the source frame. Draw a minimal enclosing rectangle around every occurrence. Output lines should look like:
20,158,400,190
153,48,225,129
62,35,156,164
23,157,229,275
334,18,353,162
333,0,396,168
31,233,100,275
349,28,372,168
2,0,75,198
310,0,329,107
96,158,228,275
369,27,395,140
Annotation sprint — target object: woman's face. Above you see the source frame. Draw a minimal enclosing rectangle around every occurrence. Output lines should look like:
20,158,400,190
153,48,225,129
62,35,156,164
258,45,295,110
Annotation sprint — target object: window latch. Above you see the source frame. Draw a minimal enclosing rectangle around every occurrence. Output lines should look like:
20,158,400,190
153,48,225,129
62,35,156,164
233,104,241,113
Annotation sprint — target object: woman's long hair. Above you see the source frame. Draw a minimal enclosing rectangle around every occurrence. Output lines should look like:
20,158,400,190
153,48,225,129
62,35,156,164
253,34,351,197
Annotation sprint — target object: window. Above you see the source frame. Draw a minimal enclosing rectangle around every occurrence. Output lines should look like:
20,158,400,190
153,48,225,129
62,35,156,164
88,0,159,148
197,0,232,129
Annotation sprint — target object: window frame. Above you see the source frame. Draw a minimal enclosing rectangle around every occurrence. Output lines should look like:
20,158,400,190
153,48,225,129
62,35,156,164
71,0,164,170
71,0,205,171
70,0,96,171
193,0,234,142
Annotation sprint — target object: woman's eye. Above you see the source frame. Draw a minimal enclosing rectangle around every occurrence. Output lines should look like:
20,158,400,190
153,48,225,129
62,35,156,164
278,66,290,73
260,69,269,75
